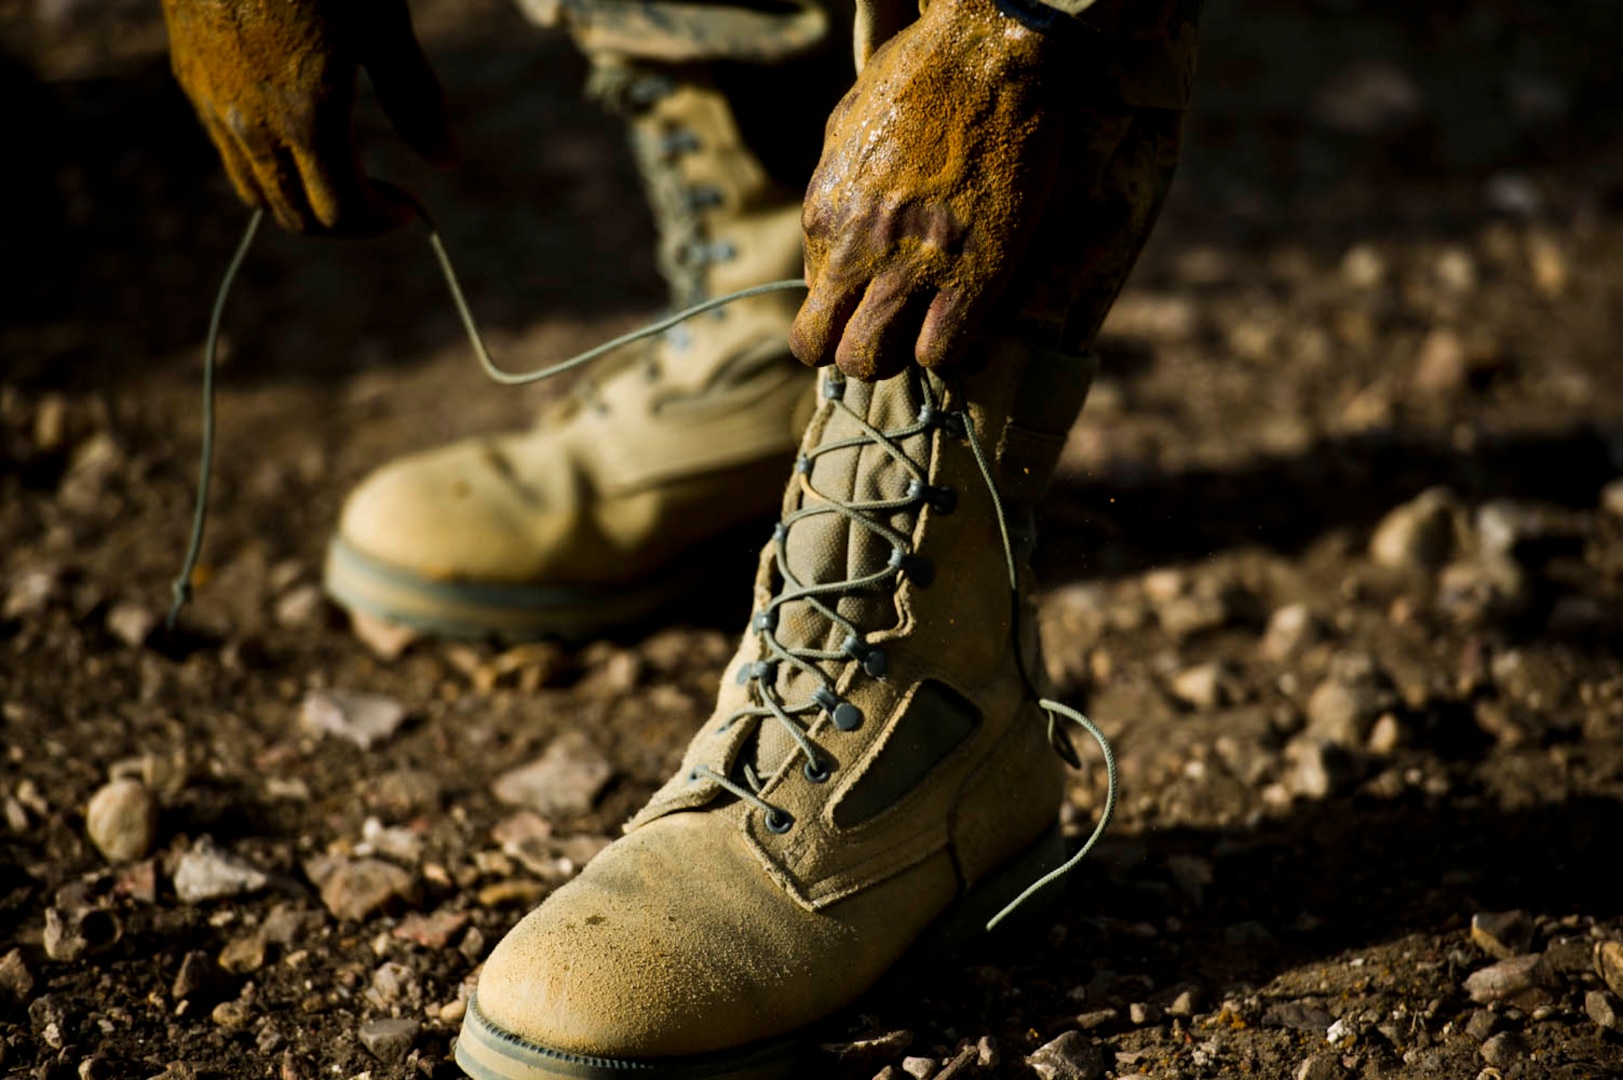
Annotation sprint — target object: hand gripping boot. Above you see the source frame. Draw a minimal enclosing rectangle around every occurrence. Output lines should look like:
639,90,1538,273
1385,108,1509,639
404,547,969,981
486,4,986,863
323,74,814,641
456,339,1098,1079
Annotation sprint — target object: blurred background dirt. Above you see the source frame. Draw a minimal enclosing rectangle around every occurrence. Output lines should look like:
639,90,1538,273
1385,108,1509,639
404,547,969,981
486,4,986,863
2,1,1622,1078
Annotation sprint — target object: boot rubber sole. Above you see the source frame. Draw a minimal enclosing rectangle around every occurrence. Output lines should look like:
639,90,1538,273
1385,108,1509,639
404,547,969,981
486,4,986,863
453,825,1068,1080
322,536,717,645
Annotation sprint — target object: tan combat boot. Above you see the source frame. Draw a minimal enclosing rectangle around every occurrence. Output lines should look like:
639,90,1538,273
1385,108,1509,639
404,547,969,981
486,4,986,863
323,73,815,641
456,340,1098,1078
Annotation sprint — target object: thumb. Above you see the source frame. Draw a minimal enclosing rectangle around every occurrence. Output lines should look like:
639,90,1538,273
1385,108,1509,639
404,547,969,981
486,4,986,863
361,0,460,169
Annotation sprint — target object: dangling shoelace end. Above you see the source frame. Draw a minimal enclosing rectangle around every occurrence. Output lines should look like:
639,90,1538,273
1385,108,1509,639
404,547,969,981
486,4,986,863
985,698,1118,933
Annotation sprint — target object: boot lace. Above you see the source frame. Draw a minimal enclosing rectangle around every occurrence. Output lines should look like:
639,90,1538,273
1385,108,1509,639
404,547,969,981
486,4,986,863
687,367,943,829
169,208,1115,933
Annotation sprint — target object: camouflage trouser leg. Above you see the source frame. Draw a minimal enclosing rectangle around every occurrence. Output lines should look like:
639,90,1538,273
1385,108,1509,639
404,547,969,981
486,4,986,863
510,0,853,191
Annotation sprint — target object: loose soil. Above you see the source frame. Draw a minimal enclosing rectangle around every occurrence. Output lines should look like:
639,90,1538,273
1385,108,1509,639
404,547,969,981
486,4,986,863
3,1,1622,1078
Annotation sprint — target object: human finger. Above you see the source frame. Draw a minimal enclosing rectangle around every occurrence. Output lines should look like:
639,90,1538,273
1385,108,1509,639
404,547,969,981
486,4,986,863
834,271,927,382
789,270,864,369
200,112,269,212
915,283,992,371
225,118,319,233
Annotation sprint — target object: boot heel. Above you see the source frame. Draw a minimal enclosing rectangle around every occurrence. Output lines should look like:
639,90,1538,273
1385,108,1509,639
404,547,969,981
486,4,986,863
910,825,1069,962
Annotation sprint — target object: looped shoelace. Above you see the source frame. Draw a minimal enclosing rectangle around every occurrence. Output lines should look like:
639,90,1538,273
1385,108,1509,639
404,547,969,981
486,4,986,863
170,206,1116,933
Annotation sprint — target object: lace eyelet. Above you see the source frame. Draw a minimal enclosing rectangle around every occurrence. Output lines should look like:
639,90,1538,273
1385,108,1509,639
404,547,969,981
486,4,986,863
764,808,794,834
803,760,831,784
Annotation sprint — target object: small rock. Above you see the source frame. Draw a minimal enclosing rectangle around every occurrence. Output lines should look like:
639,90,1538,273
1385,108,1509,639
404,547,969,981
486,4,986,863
84,778,159,862
1262,1002,1334,1033
821,1028,914,1063
299,689,408,751
1169,662,1227,712
105,602,157,647
1586,989,1622,1033
358,1018,419,1064
358,817,423,864
1437,556,1528,626
1128,1002,1163,1025
309,856,418,922
171,950,219,1001
1157,593,1228,641
459,926,489,962
1600,479,1623,519
1026,1031,1103,1080
933,1045,979,1080
3,566,58,619
492,731,615,819
1412,328,1469,398
0,947,35,1003
211,999,252,1029
900,1058,936,1079
439,997,468,1024
1366,713,1406,755
261,904,322,946
256,1025,285,1054
78,1053,112,1080
109,752,189,799
976,1035,1000,1068
370,769,444,817
392,910,470,950
349,611,419,661
492,812,611,881
217,931,266,974
492,642,571,690
43,905,119,961
1260,604,1323,662
476,879,548,908
1296,1054,1344,1080
364,961,420,1011
1596,940,1623,996
273,584,326,629
280,1049,310,1080
1464,954,1557,1007
1165,987,1202,1017
1471,911,1534,960
1341,245,1385,289
873,1069,901,1080
33,394,68,452
1305,678,1383,746
1526,230,1568,299
173,838,268,903
1074,1008,1119,1030
1464,1008,1498,1042
1284,738,1361,799
1478,1031,1528,1068
1369,488,1462,572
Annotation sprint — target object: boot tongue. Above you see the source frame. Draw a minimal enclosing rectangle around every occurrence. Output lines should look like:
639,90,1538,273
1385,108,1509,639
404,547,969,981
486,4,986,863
743,372,933,781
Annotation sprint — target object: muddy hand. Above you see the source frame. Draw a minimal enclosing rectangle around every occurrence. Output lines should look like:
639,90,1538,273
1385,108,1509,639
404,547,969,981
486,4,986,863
161,0,458,236
789,0,1066,380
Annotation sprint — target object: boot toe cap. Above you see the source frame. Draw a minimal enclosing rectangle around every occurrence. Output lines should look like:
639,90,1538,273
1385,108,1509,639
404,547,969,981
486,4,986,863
337,439,559,583
470,816,855,1061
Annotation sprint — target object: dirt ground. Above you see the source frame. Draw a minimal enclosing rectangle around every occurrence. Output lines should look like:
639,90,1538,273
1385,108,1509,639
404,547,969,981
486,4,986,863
3,1,1623,1078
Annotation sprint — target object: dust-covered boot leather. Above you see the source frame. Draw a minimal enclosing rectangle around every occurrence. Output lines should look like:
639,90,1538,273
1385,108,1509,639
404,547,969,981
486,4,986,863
456,340,1094,1077
323,75,814,642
